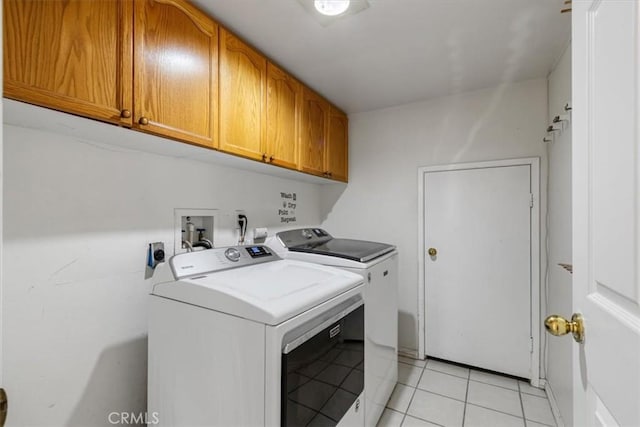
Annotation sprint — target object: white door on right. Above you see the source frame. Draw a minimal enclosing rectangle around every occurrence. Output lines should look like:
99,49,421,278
424,161,534,379
572,0,640,426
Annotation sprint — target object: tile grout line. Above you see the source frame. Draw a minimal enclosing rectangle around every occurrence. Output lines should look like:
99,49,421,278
518,381,528,427
399,362,426,426
461,366,471,427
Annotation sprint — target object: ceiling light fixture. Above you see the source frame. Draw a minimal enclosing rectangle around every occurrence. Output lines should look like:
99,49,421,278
314,0,350,16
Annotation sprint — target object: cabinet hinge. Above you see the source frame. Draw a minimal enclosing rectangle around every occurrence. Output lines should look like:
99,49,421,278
529,193,534,208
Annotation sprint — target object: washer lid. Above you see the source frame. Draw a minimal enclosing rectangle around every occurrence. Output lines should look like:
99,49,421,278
289,238,396,263
276,229,396,263
152,259,363,325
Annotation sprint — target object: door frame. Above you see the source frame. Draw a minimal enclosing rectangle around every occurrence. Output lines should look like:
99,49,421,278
417,157,541,385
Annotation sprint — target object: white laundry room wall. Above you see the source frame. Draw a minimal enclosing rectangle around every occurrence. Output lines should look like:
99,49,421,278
2,114,323,426
321,78,548,357
544,42,573,426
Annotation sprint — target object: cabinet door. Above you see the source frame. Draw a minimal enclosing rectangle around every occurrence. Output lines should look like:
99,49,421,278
134,0,218,147
3,0,133,126
266,62,300,169
299,88,329,177
327,107,348,182
219,29,266,160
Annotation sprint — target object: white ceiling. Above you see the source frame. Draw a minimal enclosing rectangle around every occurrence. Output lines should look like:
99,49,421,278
192,0,571,114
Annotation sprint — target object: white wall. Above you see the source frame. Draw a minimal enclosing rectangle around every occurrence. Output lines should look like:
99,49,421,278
545,43,573,426
2,123,323,426
321,78,548,355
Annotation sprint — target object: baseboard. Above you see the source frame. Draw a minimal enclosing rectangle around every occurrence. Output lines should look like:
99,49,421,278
398,347,420,359
544,381,566,427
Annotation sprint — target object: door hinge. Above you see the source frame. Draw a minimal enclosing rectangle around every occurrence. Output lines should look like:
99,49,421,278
530,337,534,353
529,193,534,208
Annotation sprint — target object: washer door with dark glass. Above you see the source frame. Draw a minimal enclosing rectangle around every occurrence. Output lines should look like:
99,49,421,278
281,301,364,426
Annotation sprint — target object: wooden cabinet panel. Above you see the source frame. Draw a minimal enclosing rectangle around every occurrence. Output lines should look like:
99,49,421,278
3,0,133,126
327,107,348,182
266,62,300,169
219,29,266,160
299,88,329,177
134,0,218,147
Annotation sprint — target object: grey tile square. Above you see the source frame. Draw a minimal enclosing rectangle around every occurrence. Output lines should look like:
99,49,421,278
417,369,468,401
334,349,364,368
342,369,364,395
407,389,465,427
320,388,357,421
518,380,546,397
399,355,427,367
297,359,330,377
308,412,335,427
466,381,523,417
464,403,525,427
377,408,404,427
315,363,351,386
521,393,556,426
286,400,317,426
289,379,335,410
387,383,415,413
426,359,470,379
398,363,424,387
401,415,441,426
469,370,518,391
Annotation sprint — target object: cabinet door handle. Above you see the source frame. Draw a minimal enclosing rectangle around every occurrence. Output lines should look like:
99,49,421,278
121,109,131,118
138,117,149,125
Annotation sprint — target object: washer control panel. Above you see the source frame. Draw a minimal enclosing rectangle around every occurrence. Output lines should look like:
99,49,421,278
170,245,278,279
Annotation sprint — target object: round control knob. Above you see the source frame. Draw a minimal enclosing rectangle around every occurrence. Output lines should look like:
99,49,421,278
153,249,165,262
224,247,241,262
301,229,313,239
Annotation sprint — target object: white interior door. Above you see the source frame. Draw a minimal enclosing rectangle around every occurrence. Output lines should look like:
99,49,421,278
571,0,640,426
423,160,537,379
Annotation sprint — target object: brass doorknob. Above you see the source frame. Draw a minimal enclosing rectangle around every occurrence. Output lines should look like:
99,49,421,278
120,109,131,118
0,388,7,427
428,248,437,256
544,313,584,343
138,117,149,125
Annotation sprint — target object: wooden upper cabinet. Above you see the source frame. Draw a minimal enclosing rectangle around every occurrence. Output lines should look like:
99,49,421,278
134,0,218,147
299,87,329,177
219,28,266,160
327,107,348,182
3,0,133,126
266,62,301,170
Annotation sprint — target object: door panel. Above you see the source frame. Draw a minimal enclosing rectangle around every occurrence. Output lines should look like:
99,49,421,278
572,0,640,426
327,108,348,182
134,0,217,147
424,165,532,378
219,29,266,160
3,0,133,126
299,88,328,177
266,62,299,169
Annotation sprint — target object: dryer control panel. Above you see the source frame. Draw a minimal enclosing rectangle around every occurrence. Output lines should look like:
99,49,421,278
170,245,278,279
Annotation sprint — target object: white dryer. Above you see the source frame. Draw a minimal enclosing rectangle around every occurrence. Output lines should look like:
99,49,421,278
148,244,366,426
268,229,398,427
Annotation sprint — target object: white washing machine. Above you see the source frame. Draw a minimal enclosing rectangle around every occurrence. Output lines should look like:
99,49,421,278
267,229,398,427
148,244,366,426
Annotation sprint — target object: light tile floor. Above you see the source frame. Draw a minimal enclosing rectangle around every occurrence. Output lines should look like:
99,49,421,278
377,357,557,427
